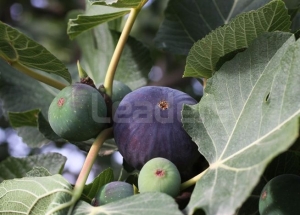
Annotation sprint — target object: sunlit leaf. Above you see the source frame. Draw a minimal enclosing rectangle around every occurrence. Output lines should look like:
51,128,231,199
0,21,71,83
0,153,66,182
0,174,72,214
182,32,300,215
184,0,291,78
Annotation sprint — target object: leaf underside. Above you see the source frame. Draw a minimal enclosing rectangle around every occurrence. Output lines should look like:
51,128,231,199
0,174,72,215
182,32,300,215
73,193,183,215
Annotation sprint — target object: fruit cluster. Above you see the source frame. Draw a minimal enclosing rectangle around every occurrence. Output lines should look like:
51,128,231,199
91,157,182,206
48,80,201,206
48,81,200,171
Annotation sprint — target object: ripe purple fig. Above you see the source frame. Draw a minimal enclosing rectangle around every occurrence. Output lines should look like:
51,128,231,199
138,157,181,197
113,86,200,172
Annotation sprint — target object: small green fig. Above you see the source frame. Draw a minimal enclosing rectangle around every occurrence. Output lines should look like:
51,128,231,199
110,80,132,116
91,181,134,206
259,174,300,215
98,80,131,117
138,157,181,197
111,80,132,104
48,83,107,141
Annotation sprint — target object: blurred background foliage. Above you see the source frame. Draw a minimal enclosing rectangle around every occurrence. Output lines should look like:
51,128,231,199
0,0,203,184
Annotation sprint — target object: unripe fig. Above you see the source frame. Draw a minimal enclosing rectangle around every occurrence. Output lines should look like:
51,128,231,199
113,86,200,172
111,80,132,115
91,181,134,206
48,83,107,141
111,80,132,104
259,174,300,215
138,157,181,197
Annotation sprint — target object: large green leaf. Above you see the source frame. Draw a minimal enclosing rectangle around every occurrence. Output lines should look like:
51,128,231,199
0,153,66,182
72,193,183,215
0,21,71,83
182,32,300,215
77,24,151,90
0,174,72,215
67,6,130,39
90,0,146,8
184,0,291,78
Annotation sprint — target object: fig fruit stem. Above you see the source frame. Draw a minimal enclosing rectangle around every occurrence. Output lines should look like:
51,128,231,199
103,5,144,97
203,78,207,89
11,62,67,90
67,128,113,215
180,168,208,191
47,128,113,215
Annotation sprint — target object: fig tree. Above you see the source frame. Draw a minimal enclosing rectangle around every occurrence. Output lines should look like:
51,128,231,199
48,83,107,141
259,174,300,215
138,157,181,197
113,86,200,172
91,181,134,206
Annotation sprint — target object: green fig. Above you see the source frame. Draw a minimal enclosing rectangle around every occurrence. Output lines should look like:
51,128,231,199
138,157,181,197
48,83,107,141
91,181,134,206
259,174,300,215
110,80,132,116
111,80,132,104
